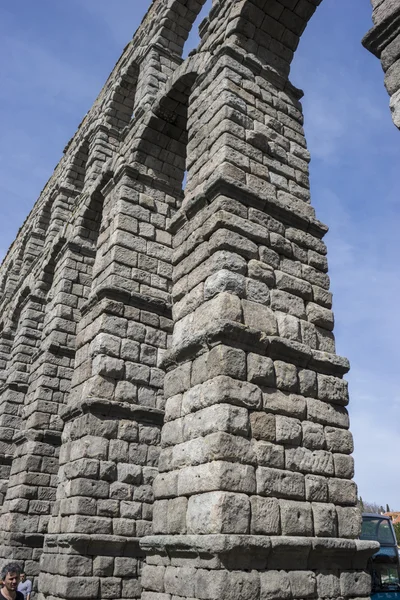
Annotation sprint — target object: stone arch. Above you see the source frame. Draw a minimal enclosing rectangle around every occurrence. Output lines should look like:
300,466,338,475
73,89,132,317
130,0,210,112
64,138,90,191
105,61,139,128
4,233,32,296
129,58,204,195
0,174,115,575
0,260,12,297
198,0,320,78
9,285,31,327
131,0,210,61
0,282,32,387
42,141,91,246
0,283,35,508
1,0,398,595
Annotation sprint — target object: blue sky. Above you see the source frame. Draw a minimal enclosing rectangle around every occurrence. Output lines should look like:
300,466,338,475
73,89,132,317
0,0,399,509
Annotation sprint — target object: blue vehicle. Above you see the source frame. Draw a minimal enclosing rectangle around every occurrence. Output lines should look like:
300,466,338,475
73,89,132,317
361,513,400,600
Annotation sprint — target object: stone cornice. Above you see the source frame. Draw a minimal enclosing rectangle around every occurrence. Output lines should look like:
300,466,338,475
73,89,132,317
60,396,164,425
81,284,172,318
363,6,400,57
162,318,350,377
13,428,62,446
45,533,143,557
169,175,328,240
114,162,183,199
140,534,378,570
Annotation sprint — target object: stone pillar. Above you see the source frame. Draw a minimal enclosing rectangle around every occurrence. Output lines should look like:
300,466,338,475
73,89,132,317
363,0,400,128
0,330,12,387
132,0,207,115
0,240,96,576
38,169,177,600
133,44,183,115
0,293,44,509
140,45,377,600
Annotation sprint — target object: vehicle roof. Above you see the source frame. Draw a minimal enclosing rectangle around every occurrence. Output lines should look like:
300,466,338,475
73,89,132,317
363,513,392,520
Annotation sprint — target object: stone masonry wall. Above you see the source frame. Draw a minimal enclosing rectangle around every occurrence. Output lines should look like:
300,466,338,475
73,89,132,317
0,0,395,599
363,0,400,129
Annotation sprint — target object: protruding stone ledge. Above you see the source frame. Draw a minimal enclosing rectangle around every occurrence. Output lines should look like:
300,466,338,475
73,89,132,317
81,285,172,318
30,342,76,365
0,381,29,396
140,534,378,570
162,318,350,377
13,428,62,446
60,396,164,425
113,162,184,199
1,531,44,549
44,533,143,557
363,6,400,58
169,175,328,240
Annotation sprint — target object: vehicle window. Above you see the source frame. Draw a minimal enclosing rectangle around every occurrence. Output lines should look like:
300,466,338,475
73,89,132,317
371,560,400,593
378,520,396,544
361,518,396,544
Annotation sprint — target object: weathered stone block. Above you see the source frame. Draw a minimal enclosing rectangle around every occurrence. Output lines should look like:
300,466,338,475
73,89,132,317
280,499,313,536
298,368,317,397
312,502,337,537
93,556,114,577
317,373,349,406
275,415,302,444
316,572,340,598
182,376,261,413
337,506,362,539
164,566,196,597
274,360,298,392
340,571,371,597
207,345,246,380
265,389,306,419
242,300,278,334
288,571,317,598
247,353,275,386
328,478,357,505
253,440,284,468
305,474,329,502
100,578,122,599
325,426,354,453
250,411,276,442
187,491,250,534
178,461,256,495
302,421,325,449
142,565,165,593
277,312,302,342
204,269,246,299
250,496,280,534
334,454,355,479
257,466,305,499
260,570,291,600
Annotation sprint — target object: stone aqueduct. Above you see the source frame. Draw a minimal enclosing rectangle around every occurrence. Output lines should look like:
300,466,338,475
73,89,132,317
0,0,398,598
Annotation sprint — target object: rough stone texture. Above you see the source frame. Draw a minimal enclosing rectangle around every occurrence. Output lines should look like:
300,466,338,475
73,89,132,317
0,0,390,598
363,0,400,128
